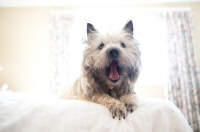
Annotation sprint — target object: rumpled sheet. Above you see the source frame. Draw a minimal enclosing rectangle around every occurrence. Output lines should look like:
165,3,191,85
0,91,192,132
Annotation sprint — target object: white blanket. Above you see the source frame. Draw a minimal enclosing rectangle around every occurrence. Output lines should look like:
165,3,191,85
0,91,192,132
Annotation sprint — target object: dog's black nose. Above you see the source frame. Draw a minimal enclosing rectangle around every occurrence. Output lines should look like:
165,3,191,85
109,49,119,59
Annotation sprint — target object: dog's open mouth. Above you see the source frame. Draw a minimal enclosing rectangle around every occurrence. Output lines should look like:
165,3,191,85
106,60,120,82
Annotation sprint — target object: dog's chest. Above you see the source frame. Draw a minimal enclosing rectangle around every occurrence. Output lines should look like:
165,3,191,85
108,89,118,98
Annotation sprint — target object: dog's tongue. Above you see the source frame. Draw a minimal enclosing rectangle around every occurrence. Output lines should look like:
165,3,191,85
109,61,119,81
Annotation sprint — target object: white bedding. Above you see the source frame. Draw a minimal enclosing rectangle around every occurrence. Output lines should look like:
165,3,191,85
0,91,192,132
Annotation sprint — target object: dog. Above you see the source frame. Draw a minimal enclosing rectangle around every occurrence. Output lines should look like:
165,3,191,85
62,20,141,120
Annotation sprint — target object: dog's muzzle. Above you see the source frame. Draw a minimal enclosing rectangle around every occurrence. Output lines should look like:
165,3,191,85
107,48,120,82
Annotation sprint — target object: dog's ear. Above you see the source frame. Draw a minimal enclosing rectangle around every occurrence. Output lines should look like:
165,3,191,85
123,20,133,35
87,23,97,35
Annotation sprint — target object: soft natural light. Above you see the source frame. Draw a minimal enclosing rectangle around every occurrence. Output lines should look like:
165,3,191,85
67,15,168,87
134,18,168,86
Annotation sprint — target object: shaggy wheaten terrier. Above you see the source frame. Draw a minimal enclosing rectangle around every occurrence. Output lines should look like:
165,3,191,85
62,20,141,120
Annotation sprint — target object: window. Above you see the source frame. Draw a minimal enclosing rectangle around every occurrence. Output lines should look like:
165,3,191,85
67,15,168,88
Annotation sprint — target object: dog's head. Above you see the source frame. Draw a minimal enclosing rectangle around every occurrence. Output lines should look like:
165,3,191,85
82,20,141,93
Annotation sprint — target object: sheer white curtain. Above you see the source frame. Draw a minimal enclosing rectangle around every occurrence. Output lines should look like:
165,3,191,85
50,14,73,93
161,10,200,131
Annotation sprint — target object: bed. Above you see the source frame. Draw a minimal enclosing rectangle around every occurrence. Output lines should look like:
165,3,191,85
0,91,192,132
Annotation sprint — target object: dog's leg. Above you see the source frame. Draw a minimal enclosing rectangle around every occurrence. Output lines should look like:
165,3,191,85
120,94,138,113
91,94,127,120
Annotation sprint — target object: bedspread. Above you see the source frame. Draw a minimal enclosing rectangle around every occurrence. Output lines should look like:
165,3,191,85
0,91,192,132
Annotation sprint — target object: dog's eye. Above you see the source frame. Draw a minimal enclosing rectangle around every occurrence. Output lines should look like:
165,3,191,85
121,43,126,48
98,43,104,50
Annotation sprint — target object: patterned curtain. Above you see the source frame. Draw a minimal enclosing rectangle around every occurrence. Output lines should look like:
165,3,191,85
50,14,72,93
163,11,200,131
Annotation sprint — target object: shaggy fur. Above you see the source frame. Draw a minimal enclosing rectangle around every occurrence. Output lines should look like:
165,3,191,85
62,20,141,119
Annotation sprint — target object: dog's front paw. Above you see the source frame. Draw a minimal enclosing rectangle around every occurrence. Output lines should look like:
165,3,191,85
120,94,137,113
125,102,137,113
107,103,127,120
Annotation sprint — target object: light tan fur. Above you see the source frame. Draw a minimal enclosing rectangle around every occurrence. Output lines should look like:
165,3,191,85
61,20,141,119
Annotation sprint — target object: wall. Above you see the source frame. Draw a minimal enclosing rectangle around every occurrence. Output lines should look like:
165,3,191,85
0,7,53,93
0,2,200,97
0,8,3,48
